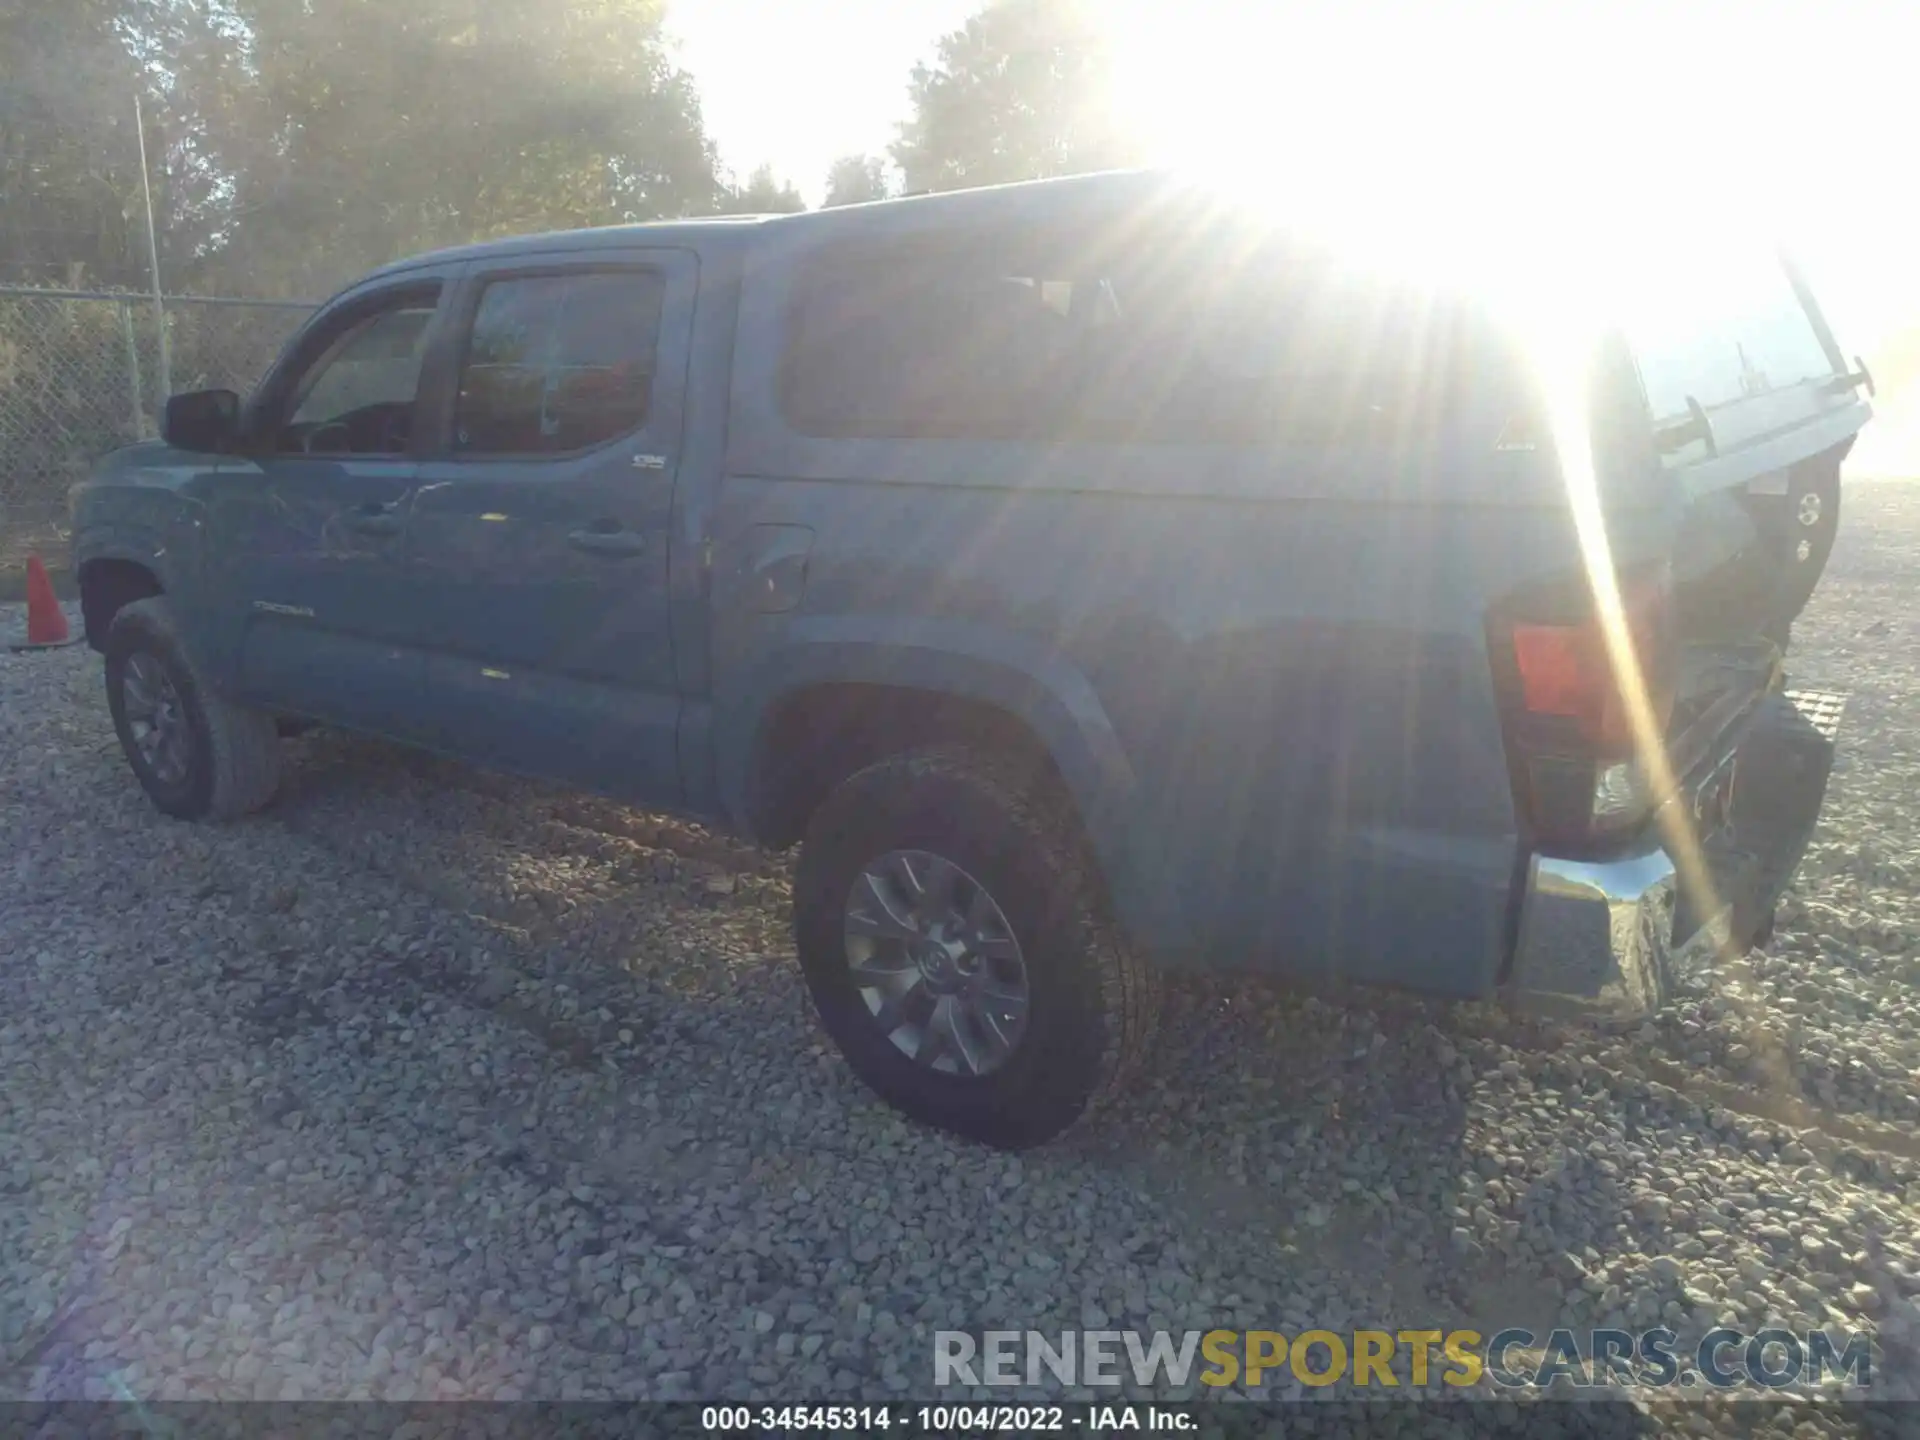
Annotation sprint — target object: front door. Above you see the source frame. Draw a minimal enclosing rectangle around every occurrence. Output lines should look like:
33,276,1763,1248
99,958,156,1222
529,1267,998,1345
402,249,694,805
205,273,458,739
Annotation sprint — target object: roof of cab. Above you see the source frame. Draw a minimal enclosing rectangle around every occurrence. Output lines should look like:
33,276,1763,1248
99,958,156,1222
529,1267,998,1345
360,169,1181,282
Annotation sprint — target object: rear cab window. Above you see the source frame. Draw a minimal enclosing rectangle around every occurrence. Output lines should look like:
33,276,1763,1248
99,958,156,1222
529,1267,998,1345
778,217,1529,457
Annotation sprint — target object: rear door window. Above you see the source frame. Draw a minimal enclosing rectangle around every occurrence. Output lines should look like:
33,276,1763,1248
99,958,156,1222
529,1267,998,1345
453,270,664,455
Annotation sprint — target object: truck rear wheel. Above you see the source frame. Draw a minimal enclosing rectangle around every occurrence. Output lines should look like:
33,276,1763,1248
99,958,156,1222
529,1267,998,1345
792,746,1157,1149
105,596,282,821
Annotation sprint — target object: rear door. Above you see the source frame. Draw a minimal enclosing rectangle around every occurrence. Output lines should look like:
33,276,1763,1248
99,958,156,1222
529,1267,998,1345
402,248,695,805
204,271,459,738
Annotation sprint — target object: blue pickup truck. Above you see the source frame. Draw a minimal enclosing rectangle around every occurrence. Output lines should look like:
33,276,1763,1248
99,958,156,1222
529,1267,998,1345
70,172,1868,1147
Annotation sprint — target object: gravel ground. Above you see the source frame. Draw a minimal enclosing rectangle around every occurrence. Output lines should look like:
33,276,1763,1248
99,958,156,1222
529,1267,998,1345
4,485,1920,1433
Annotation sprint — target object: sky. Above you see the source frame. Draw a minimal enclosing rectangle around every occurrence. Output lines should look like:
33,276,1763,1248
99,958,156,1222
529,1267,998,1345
668,0,1919,472
665,0,976,205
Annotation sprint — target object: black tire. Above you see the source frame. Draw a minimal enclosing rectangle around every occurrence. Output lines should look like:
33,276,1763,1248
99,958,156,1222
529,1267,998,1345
105,596,282,821
793,746,1158,1149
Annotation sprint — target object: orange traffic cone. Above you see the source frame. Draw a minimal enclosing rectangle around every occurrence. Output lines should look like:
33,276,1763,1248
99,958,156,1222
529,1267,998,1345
11,554,78,651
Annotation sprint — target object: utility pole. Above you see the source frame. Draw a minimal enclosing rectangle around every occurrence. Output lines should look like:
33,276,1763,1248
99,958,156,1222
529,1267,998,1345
134,92,172,405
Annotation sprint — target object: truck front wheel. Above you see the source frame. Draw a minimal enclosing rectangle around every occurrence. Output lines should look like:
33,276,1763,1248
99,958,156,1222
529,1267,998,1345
792,746,1158,1149
105,596,282,821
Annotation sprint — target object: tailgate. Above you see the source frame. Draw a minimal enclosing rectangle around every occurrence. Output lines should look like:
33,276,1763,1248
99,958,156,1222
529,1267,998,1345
1492,237,1867,1011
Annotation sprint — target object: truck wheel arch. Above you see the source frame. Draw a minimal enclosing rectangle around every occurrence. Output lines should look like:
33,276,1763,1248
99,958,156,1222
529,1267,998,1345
722,643,1140,907
78,554,165,652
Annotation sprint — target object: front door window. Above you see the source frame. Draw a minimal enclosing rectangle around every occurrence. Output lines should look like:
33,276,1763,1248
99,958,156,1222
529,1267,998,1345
278,298,438,455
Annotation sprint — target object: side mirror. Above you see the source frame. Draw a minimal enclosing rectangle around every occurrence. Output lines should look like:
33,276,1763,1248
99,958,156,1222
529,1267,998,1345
162,388,241,453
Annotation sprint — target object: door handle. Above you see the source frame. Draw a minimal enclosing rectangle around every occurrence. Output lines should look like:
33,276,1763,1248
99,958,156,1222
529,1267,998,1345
344,504,402,536
567,526,647,557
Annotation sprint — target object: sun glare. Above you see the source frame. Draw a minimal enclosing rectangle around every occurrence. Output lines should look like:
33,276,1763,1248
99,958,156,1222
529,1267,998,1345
1098,0,1820,932
1100,0,1802,353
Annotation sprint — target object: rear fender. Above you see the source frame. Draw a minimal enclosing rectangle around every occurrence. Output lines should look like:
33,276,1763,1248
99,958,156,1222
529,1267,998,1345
715,617,1147,926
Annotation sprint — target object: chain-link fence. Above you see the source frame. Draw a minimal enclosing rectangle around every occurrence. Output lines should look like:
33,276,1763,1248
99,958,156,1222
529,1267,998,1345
0,286,314,568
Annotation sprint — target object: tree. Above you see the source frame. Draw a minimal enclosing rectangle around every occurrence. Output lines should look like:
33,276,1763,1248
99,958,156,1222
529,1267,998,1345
187,0,726,295
0,0,158,286
890,0,1137,195
822,153,891,207
719,163,806,215
4,0,744,298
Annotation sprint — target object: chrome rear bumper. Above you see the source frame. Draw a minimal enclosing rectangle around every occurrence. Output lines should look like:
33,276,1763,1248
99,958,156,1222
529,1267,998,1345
1504,689,1844,1016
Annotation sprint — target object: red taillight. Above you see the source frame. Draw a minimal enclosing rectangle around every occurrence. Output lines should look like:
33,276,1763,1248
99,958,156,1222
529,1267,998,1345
1509,571,1674,758
1498,566,1677,848
1512,621,1608,728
